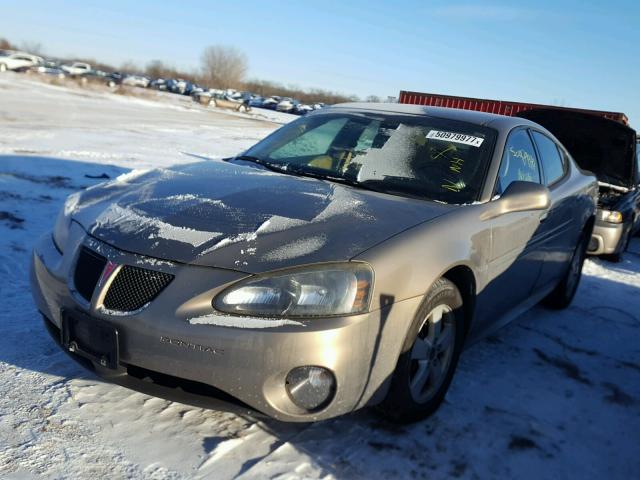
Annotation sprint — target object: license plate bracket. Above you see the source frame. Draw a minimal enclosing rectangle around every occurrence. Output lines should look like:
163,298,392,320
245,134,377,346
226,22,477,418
61,310,119,369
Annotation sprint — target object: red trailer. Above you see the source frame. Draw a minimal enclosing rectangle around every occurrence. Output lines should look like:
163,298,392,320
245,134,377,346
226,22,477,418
398,90,629,125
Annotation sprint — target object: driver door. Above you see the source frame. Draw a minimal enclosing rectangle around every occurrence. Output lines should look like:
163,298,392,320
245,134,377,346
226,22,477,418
476,128,546,331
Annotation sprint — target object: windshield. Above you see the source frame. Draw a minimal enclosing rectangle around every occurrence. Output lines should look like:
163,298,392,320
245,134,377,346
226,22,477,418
243,111,497,203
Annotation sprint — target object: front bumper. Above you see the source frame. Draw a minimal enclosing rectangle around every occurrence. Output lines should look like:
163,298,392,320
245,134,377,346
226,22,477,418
588,215,628,256
30,226,421,422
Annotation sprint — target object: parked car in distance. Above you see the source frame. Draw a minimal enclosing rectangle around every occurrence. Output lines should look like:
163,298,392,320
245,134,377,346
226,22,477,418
185,83,204,96
31,103,597,423
29,60,65,78
261,96,281,109
166,78,189,95
150,78,167,90
210,92,251,112
0,50,43,72
517,109,639,261
191,90,212,106
294,103,314,115
276,97,297,112
249,95,265,108
82,71,121,88
61,62,92,76
122,75,150,88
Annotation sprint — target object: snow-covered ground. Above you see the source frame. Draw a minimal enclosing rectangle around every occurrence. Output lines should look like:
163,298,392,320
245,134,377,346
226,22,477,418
0,72,639,479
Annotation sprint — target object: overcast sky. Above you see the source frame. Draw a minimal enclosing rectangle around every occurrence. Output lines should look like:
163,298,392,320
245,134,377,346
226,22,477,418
3,0,639,125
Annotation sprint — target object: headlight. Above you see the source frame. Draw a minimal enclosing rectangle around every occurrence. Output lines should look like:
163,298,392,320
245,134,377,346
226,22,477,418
214,263,373,317
52,193,80,253
604,210,623,224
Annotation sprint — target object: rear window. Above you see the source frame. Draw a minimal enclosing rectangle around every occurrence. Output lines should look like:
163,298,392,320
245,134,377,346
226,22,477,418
531,131,566,185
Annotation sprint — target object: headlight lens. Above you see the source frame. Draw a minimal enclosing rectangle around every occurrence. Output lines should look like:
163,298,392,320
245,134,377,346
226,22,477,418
214,263,373,317
52,193,80,253
604,210,623,224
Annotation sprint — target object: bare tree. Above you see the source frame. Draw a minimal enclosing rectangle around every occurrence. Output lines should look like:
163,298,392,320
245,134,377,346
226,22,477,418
120,61,139,74
242,79,356,105
146,59,167,79
366,95,381,103
20,41,43,55
0,38,14,50
201,45,247,88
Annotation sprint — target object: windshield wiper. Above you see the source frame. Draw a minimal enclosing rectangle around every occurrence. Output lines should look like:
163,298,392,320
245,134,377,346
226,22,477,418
232,156,393,195
231,155,289,174
284,167,390,195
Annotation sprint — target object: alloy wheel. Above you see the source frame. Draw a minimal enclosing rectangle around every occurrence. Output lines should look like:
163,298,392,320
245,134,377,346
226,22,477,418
409,304,456,403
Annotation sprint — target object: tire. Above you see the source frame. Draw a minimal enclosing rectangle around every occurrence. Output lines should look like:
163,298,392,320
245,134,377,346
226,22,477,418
377,278,465,423
544,230,589,309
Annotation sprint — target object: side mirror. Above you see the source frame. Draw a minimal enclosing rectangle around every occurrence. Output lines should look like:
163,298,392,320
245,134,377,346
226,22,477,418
482,181,550,220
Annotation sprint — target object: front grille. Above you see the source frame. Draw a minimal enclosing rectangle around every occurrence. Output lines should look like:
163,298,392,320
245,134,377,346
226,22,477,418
74,247,107,302
103,265,173,312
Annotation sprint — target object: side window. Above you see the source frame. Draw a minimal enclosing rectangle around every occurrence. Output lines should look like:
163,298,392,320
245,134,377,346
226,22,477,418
496,129,541,195
270,118,347,159
531,131,566,186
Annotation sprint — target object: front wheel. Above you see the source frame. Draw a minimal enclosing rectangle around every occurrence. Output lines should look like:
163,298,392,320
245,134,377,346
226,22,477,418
377,278,464,423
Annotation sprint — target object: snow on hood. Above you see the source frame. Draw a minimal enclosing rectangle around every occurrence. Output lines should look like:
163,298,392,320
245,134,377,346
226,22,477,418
71,160,453,273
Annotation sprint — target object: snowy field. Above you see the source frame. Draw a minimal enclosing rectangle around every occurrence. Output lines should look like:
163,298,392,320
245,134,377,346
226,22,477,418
1,72,639,479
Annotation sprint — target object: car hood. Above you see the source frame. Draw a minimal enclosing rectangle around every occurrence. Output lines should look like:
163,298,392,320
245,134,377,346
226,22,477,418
71,160,453,273
517,109,637,188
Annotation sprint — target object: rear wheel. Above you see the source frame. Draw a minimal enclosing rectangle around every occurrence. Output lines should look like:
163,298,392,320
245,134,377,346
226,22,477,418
377,278,464,423
544,230,589,309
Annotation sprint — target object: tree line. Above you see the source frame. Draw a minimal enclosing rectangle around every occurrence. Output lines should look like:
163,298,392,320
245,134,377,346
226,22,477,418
1,37,383,105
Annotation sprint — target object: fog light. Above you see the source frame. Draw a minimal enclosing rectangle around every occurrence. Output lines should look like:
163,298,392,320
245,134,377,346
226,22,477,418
285,366,336,411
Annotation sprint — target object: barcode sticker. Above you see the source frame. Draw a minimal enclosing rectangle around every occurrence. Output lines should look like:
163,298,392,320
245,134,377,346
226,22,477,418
426,130,485,147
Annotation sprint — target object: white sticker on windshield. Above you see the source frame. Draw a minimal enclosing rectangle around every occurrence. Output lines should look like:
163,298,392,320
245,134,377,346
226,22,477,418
426,130,485,147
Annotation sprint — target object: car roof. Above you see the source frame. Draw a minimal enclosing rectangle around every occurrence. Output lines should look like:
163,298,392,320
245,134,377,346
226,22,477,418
328,102,539,130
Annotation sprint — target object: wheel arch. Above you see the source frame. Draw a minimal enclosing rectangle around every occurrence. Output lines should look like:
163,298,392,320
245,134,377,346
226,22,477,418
441,264,476,341
584,214,595,236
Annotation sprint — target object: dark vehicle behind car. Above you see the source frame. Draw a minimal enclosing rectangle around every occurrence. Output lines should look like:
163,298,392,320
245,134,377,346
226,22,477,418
517,109,639,261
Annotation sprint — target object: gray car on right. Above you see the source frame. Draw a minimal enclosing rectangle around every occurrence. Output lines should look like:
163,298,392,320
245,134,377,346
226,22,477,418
518,109,639,261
